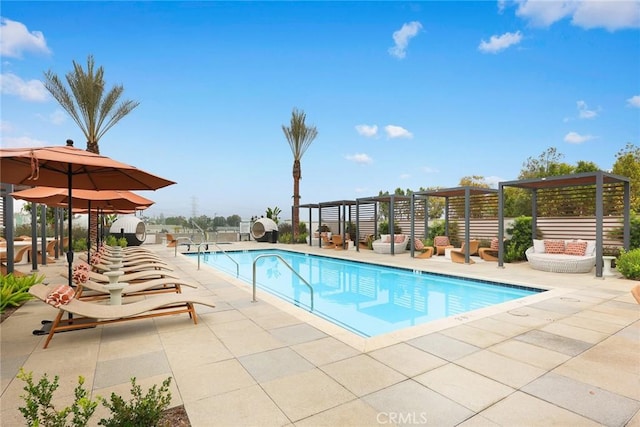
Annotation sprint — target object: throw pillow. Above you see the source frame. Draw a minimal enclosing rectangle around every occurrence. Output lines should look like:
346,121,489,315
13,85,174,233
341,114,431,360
565,241,587,256
544,239,565,254
490,238,499,251
533,239,545,253
72,268,89,284
414,238,425,250
579,240,596,256
394,234,405,244
434,236,450,247
45,285,75,308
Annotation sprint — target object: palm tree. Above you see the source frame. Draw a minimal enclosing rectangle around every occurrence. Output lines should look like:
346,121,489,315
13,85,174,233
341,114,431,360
43,54,139,154
43,54,139,244
282,108,318,241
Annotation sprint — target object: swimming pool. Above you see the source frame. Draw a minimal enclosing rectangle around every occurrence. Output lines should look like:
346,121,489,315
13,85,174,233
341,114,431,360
193,249,543,337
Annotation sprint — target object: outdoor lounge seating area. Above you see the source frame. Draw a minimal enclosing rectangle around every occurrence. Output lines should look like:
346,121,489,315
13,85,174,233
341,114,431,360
372,234,410,254
525,239,597,273
29,283,216,349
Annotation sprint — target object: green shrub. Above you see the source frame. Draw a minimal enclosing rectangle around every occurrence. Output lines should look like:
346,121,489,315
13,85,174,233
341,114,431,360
98,377,172,427
73,237,88,251
278,232,293,244
503,216,541,262
608,211,640,250
117,237,128,248
378,221,402,234
105,235,118,246
616,248,640,280
17,368,98,427
1,273,43,314
298,221,308,235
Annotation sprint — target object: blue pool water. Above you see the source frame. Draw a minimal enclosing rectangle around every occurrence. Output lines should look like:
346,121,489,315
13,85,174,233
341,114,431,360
192,249,543,337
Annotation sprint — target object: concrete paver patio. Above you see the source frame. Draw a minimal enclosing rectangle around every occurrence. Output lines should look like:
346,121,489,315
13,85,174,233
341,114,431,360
1,242,638,426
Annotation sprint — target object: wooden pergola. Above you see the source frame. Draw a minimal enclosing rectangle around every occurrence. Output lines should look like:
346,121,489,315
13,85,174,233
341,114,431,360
412,187,499,263
498,171,631,278
356,194,411,255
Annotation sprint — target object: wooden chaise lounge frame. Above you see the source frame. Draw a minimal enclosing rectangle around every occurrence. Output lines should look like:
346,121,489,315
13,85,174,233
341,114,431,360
30,283,216,349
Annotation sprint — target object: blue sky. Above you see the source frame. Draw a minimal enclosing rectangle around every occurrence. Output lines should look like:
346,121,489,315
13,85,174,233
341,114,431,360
1,1,639,220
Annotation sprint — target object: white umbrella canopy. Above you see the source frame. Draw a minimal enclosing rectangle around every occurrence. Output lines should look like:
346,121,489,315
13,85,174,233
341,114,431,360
0,140,175,284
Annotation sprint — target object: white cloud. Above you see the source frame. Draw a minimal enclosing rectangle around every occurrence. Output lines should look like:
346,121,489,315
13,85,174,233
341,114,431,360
0,72,49,101
577,100,598,119
564,131,595,144
388,21,422,59
384,125,413,139
345,153,373,164
48,109,67,125
421,166,439,174
0,18,51,58
0,135,48,148
478,31,523,54
627,95,640,108
572,0,640,31
515,0,640,31
0,120,13,133
355,124,378,137
354,187,368,193
400,173,410,179
484,176,503,189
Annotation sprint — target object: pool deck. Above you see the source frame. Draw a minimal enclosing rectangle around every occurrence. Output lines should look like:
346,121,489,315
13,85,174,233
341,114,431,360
1,242,638,426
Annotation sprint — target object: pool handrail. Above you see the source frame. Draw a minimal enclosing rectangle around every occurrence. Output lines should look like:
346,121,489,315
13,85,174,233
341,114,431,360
174,237,194,257
198,242,239,277
252,254,314,311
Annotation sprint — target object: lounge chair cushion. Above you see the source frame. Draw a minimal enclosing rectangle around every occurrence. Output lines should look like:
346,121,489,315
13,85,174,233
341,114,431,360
45,285,75,308
564,241,587,256
544,239,565,254
394,234,405,243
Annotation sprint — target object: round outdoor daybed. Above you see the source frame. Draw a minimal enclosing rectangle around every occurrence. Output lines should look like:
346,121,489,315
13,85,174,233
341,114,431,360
525,247,596,274
109,216,146,246
251,218,278,242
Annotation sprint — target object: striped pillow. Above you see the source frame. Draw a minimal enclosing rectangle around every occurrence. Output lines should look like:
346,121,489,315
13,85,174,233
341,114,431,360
544,239,565,254
490,238,499,250
565,241,587,256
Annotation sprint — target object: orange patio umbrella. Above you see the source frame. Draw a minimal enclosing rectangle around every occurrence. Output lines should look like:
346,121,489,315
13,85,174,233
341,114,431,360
11,186,155,211
0,140,175,284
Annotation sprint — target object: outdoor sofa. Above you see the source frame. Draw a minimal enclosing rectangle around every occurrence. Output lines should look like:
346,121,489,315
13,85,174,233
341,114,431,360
525,239,596,273
372,234,410,254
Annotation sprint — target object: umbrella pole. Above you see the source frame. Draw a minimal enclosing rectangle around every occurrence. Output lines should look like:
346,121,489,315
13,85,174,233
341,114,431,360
87,201,91,262
67,164,74,287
